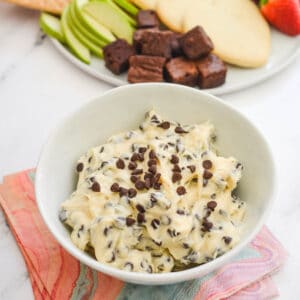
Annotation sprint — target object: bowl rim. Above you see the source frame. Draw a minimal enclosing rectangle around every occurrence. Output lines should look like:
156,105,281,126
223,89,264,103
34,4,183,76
35,83,277,284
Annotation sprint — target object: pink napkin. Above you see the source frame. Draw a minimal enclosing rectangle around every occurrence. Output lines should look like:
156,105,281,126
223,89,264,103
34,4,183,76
0,170,287,300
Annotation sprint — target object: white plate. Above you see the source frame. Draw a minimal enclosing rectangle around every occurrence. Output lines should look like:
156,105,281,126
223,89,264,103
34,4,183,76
51,29,300,95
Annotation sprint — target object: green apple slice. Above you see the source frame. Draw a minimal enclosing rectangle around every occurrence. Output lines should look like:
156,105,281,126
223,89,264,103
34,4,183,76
61,6,91,64
106,0,137,26
113,0,139,16
67,4,103,57
39,13,65,43
74,0,116,43
69,0,107,48
83,0,135,43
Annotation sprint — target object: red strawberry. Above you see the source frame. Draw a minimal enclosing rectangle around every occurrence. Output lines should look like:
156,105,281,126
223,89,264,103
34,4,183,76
260,0,300,36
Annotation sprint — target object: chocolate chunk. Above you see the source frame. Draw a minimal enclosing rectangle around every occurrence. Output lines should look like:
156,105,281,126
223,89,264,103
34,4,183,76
76,162,84,172
135,180,146,190
202,159,213,169
148,165,157,174
195,54,227,89
91,182,101,192
137,10,159,29
149,150,157,160
176,209,185,215
172,164,181,172
207,200,217,211
116,158,125,169
133,29,173,58
187,165,196,173
157,121,170,129
179,26,213,59
119,187,128,197
170,155,179,164
126,217,136,226
137,213,146,223
136,204,146,213
139,147,147,153
223,236,232,245
131,153,139,162
165,57,198,86
132,169,143,175
128,188,137,198
151,218,160,229
128,161,137,170
176,186,186,196
175,126,188,134
103,39,135,75
148,159,157,167
110,183,120,192
202,220,213,232
128,55,166,83
130,175,139,183
172,172,182,183
203,170,213,180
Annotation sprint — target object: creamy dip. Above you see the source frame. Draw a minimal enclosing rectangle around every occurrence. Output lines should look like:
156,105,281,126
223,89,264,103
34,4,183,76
59,110,245,273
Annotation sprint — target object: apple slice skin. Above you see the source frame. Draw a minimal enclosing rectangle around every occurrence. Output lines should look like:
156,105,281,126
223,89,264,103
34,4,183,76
83,1,135,44
61,6,91,64
68,4,103,57
74,0,116,44
113,0,139,16
39,13,65,43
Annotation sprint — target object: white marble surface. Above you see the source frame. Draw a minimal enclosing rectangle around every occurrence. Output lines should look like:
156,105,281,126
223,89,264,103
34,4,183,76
0,2,300,299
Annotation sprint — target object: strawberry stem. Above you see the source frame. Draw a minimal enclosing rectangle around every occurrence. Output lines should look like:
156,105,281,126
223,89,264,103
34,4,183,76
260,0,268,6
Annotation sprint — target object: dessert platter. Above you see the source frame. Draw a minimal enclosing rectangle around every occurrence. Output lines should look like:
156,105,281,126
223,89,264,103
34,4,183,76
40,0,300,95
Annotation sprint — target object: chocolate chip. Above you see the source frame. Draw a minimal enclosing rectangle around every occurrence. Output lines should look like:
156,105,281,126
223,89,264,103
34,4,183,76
136,204,146,213
182,243,189,249
172,164,181,172
153,182,161,190
144,172,154,180
158,121,170,129
154,173,161,182
131,153,139,161
76,162,84,172
130,175,139,183
124,262,134,271
91,182,101,192
223,236,232,245
139,147,147,153
135,180,145,190
151,218,160,229
137,213,146,223
202,220,213,232
207,200,217,211
176,209,185,215
172,172,182,183
128,188,137,198
126,217,136,226
148,159,157,167
103,227,109,236
145,177,152,189
110,183,120,192
176,186,186,195
149,150,157,160
116,158,125,169
148,165,157,174
203,170,213,180
170,154,179,164
119,187,128,197
137,153,144,162
128,161,137,170
175,126,188,134
202,160,213,169
132,169,143,175
187,165,196,173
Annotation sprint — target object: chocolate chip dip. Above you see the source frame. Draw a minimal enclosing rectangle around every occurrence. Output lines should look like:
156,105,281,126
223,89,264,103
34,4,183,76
59,110,246,273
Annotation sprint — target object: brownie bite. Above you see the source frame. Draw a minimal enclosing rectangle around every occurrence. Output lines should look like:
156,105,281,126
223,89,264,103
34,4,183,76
128,55,166,83
195,54,227,89
165,57,198,86
137,10,159,28
103,39,135,75
180,26,213,59
133,29,173,58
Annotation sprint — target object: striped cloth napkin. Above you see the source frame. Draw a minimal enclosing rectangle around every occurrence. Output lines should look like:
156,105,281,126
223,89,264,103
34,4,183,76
0,170,287,300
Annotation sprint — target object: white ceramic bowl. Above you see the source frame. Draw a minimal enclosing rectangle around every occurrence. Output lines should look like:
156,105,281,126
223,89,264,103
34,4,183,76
35,83,276,285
